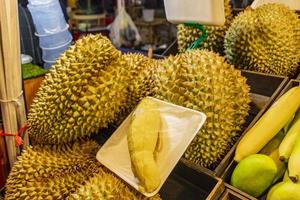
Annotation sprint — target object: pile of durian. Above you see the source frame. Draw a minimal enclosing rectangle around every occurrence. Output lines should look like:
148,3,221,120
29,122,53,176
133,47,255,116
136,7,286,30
6,33,251,199
6,140,160,200
177,3,300,77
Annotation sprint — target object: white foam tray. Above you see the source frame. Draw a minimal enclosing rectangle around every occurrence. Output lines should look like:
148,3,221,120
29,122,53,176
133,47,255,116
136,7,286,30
96,97,206,197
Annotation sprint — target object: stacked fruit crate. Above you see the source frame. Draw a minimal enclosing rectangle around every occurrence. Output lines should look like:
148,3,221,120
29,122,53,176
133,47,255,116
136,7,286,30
219,79,300,200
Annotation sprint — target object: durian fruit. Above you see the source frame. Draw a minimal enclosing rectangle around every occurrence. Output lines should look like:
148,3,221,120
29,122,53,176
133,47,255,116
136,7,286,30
155,50,250,169
224,4,300,77
28,34,128,144
113,53,158,125
5,140,101,200
68,167,161,200
177,0,233,54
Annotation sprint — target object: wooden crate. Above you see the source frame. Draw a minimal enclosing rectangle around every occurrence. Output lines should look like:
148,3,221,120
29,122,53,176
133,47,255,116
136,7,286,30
277,79,300,98
219,184,256,200
161,40,178,56
221,79,300,200
160,160,224,200
23,75,44,111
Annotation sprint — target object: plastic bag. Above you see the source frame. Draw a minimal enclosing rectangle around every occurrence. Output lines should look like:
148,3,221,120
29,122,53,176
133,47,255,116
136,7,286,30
109,0,141,47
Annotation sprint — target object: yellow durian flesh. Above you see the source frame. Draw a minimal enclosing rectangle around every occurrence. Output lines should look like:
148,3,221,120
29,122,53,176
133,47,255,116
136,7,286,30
127,99,161,193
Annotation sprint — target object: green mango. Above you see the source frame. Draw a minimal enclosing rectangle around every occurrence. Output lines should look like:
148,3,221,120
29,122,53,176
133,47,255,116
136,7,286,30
231,154,277,197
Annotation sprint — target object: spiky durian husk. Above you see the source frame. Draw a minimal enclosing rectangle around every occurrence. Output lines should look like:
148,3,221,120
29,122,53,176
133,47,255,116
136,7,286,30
177,0,232,54
113,53,159,125
5,141,101,200
28,34,128,144
155,50,250,169
67,167,161,200
224,4,300,76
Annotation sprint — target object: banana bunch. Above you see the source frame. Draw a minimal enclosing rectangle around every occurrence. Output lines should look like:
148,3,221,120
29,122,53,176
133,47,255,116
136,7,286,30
231,86,300,199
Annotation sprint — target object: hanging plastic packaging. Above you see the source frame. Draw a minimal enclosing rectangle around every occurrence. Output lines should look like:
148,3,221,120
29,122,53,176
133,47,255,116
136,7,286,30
109,0,141,47
164,0,226,25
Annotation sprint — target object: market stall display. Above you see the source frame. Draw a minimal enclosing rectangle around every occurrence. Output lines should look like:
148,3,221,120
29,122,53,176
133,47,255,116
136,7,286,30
1,0,300,199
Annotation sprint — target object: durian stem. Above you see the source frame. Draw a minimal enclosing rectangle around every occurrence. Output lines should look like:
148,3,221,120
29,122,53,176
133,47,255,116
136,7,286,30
184,23,208,51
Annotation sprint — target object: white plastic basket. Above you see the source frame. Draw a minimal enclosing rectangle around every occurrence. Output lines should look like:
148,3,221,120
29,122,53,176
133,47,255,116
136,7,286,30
163,0,226,25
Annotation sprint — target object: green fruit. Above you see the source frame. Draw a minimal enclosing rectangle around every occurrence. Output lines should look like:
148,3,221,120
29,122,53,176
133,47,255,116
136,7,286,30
155,50,250,169
231,154,278,197
259,130,287,183
268,149,287,184
279,109,300,162
267,181,300,200
284,114,295,134
224,4,300,76
260,130,286,155
177,0,233,54
288,135,300,182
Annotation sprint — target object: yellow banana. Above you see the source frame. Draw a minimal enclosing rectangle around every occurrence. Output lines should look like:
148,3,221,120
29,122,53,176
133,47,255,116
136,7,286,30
288,135,300,183
260,130,285,155
283,170,292,182
260,130,287,183
279,109,300,162
284,113,295,133
268,149,286,183
235,86,300,162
